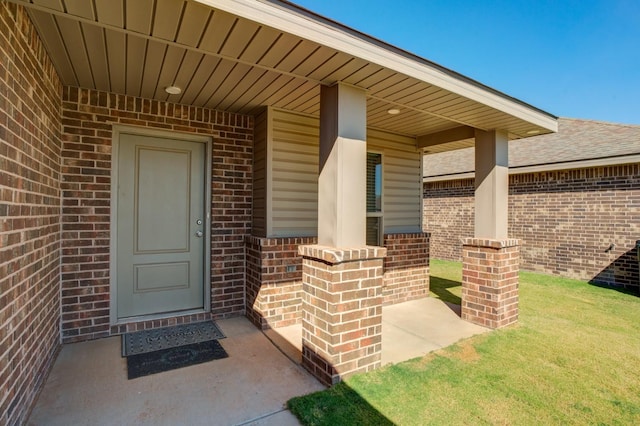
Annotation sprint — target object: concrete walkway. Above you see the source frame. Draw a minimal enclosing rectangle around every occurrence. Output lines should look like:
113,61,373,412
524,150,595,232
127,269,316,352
29,298,489,425
265,297,490,366
28,317,324,426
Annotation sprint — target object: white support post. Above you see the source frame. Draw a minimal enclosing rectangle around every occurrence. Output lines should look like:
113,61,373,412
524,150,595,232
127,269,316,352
474,129,509,239
318,83,367,247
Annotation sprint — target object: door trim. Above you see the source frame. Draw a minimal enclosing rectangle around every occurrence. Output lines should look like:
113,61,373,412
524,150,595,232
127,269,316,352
110,125,212,325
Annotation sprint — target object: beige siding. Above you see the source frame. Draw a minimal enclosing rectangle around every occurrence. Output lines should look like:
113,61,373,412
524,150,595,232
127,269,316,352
263,109,421,237
368,129,422,233
252,108,268,237
271,109,319,237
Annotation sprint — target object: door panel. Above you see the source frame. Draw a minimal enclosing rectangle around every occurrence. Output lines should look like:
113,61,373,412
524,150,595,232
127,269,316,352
117,133,206,319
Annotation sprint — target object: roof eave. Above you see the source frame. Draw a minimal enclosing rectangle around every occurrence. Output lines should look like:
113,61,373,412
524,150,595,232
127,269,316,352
196,0,558,133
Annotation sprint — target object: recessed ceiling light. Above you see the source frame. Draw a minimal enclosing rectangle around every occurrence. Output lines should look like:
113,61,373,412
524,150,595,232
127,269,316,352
387,108,401,115
165,86,182,95
526,129,540,135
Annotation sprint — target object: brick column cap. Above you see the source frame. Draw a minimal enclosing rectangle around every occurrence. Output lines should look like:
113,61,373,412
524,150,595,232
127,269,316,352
461,238,521,249
298,244,387,264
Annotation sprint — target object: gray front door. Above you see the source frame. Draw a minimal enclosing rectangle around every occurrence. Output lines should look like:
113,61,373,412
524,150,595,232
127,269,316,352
116,133,206,319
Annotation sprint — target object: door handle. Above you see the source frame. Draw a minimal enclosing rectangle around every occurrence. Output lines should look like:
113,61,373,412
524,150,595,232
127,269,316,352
195,231,203,238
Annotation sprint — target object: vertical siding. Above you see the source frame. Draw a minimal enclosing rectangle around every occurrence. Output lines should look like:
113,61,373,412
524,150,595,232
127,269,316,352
264,109,421,237
368,129,422,233
252,108,268,237
270,109,319,237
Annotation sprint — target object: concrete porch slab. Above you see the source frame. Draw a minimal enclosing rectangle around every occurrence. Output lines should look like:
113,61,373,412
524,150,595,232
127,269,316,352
265,298,490,367
27,317,324,426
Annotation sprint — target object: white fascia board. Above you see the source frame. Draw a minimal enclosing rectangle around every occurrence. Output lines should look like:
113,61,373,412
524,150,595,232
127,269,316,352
195,0,557,132
423,154,640,182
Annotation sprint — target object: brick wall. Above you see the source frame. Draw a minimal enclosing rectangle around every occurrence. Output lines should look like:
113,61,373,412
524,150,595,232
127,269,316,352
462,238,520,329
423,179,475,261
424,164,640,290
0,4,62,425
246,236,317,329
300,246,386,385
60,87,253,343
382,233,430,305
245,234,431,330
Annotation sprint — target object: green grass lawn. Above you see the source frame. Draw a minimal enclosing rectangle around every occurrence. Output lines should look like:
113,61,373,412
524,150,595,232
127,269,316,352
288,259,640,425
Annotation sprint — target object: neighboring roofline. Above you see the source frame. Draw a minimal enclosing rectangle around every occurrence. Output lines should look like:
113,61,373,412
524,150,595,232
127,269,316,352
560,117,640,129
423,154,640,183
196,0,558,132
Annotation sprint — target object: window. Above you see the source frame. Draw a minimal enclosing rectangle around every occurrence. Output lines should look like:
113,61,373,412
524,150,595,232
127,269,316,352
366,152,382,246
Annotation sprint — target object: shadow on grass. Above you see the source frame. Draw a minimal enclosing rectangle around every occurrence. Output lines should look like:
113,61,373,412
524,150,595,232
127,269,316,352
430,275,462,305
288,382,394,426
589,245,639,296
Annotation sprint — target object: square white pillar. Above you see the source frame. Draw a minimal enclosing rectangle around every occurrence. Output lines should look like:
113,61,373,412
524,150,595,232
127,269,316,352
474,129,509,239
318,83,367,247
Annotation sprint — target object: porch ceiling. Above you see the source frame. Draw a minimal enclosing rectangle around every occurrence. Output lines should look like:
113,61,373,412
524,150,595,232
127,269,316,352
14,0,557,143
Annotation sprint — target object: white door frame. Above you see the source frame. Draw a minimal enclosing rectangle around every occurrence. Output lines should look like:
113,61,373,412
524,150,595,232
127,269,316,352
110,125,212,325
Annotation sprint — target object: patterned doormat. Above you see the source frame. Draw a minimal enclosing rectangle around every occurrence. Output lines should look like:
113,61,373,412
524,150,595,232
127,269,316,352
126,340,228,379
121,320,226,357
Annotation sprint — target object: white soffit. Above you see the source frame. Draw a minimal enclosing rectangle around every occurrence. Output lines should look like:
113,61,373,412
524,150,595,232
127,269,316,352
196,0,558,133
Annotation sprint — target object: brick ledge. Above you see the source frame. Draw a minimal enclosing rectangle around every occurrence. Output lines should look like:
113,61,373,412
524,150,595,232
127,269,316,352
461,238,521,249
299,245,387,263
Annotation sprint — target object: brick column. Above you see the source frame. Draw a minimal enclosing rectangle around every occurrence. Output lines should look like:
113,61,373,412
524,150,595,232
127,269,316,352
299,245,386,386
461,238,520,329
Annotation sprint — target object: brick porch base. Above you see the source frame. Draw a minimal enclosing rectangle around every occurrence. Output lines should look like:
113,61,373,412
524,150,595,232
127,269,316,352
461,238,520,329
299,245,386,385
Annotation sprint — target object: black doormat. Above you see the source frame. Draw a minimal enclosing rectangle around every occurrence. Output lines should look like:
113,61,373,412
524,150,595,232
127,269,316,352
127,339,228,379
121,320,226,357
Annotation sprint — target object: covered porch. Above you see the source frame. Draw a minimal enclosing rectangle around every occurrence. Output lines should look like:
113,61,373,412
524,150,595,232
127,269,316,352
28,297,488,425
2,0,557,423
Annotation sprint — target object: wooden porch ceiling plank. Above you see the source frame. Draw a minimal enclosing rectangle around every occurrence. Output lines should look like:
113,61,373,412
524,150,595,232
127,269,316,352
226,70,282,113
281,85,320,112
291,47,337,78
206,62,254,109
353,67,397,90
369,78,421,100
192,58,235,106
81,23,110,92
211,66,266,111
94,0,124,27
55,15,94,88
152,0,185,41
237,25,282,63
179,54,222,106
269,80,316,110
26,9,78,85
218,17,261,59
63,0,95,20
125,35,147,97
105,29,126,94
140,40,167,99
169,50,206,103
275,39,322,73
316,56,369,83
197,8,235,53
238,75,296,114
31,0,63,11
255,31,299,68
125,0,154,35
153,45,185,101
383,83,442,106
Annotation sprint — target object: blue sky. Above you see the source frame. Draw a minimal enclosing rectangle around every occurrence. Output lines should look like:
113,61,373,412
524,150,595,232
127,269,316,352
292,0,640,125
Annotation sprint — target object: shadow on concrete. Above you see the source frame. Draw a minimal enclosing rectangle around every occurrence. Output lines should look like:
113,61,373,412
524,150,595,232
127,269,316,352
288,381,394,425
590,246,639,296
430,275,462,306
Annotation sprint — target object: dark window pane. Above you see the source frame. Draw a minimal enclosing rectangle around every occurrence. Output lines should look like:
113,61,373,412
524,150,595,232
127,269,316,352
367,153,382,213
